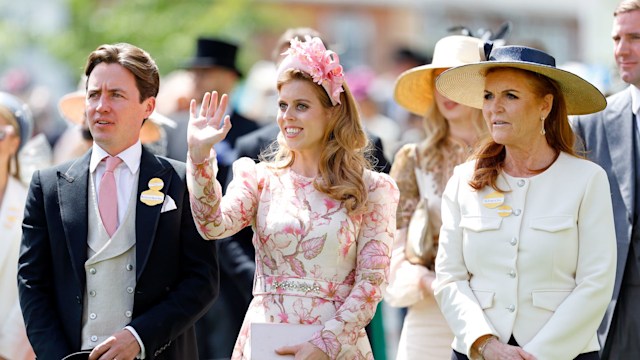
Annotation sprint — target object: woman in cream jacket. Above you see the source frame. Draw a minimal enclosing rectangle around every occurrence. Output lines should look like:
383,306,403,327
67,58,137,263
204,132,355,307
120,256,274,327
433,45,616,360
0,92,34,360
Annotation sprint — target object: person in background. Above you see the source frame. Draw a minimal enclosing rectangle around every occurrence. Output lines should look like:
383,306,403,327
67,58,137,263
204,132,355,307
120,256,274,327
571,1,640,358
346,66,401,162
0,92,35,360
370,46,430,139
383,35,487,360
164,37,260,360
434,44,616,359
18,42,219,360
164,37,259,180
186,36,399,359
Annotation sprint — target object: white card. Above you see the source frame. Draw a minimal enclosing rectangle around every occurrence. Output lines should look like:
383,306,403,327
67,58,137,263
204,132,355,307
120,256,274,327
250,323,323,360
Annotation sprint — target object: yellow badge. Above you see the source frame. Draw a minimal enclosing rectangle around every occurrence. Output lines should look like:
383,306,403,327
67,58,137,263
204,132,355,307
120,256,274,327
483,191,505,209
497,205,513,217
140,178,165,206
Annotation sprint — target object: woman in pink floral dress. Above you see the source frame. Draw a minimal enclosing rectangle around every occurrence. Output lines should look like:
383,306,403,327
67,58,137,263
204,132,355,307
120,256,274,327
186,36,399,360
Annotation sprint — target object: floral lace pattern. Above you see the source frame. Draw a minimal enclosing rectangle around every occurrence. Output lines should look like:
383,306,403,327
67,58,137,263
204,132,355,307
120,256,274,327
187,156,399,359
391,139,470,230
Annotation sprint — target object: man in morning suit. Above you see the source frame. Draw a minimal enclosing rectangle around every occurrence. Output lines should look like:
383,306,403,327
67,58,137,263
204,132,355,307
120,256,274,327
571,1,640,358
18,43,219,360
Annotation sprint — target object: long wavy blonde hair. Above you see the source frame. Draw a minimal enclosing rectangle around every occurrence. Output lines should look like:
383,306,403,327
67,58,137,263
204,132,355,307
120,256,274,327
261,69,372,214
418,75,486,171
0,106,22,180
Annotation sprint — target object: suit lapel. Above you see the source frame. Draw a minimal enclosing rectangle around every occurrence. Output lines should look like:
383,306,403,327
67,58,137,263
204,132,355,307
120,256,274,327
604,88,635,217
58,151,91,286
135,149,172,279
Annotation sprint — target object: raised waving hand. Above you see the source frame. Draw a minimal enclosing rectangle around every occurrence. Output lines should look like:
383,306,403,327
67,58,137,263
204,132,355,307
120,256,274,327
187,91,232,163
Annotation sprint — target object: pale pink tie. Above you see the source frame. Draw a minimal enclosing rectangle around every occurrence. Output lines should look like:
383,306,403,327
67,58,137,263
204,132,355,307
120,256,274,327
98,156,123,237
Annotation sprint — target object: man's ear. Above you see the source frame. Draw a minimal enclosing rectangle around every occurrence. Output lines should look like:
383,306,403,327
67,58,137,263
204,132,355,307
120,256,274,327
144,96,156,119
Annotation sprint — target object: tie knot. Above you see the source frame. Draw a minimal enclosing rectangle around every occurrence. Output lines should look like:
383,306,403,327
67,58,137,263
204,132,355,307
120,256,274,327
104,156,123,172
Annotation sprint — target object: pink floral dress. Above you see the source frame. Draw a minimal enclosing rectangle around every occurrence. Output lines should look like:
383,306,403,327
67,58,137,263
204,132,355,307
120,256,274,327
187,156,399,359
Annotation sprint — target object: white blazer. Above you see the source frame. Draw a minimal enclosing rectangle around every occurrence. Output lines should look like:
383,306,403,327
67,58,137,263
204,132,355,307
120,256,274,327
0,176,34,359
434,152,616,360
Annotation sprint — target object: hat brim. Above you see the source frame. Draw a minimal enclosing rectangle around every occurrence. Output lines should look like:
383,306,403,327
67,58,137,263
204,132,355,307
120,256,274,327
58,91,86,125
394,64,449,116
435,62,606,116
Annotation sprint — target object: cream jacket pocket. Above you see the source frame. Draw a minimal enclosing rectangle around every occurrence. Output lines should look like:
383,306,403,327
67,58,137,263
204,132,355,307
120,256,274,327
472,289,495,309
529,215,574,232
459,216,502,232
532,290,572,311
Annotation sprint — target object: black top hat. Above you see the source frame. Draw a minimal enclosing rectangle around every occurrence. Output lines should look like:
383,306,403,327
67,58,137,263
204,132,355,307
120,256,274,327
184,37,242,76
61,350,91,360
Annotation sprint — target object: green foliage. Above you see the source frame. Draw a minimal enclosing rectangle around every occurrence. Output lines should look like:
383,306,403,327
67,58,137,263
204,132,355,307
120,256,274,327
40,0,287,82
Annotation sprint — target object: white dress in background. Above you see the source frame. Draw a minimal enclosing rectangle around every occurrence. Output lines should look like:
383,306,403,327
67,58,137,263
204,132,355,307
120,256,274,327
0,176,35,359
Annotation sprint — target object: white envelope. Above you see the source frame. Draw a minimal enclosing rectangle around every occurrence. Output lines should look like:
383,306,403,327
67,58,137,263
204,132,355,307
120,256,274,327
160,195,177,213
250,323,323,360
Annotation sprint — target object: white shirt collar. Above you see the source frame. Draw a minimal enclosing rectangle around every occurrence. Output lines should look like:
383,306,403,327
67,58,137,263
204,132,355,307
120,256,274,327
89,141,142,174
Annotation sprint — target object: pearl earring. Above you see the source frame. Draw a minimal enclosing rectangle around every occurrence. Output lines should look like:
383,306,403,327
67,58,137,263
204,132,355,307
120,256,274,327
540,116,546,135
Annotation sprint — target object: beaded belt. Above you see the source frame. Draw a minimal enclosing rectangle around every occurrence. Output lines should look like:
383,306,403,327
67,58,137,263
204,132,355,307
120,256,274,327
254,276,353,303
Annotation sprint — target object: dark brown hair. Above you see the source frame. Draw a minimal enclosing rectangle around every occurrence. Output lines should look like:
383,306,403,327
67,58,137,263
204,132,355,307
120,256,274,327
84,43,159,102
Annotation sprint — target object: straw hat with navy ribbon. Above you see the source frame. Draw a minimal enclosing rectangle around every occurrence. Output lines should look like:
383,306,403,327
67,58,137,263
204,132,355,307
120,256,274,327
393,35,484,116
435,43,607,115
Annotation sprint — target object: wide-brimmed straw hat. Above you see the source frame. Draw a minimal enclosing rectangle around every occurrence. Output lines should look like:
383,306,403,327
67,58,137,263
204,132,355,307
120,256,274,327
435,44,607,115
58,90,176,142
394,35,484,116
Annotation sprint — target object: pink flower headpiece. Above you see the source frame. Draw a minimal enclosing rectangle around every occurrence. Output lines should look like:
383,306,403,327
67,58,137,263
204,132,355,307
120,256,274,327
276,36,345,106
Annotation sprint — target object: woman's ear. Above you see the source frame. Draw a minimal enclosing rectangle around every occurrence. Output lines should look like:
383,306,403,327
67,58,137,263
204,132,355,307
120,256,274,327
541,93,553,118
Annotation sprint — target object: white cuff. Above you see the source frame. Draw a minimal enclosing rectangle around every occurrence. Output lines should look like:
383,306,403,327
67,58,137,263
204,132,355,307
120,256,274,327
124,326,146,359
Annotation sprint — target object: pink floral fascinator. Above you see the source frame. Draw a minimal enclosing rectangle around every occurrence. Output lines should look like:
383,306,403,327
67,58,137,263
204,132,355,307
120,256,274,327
276,36,345,106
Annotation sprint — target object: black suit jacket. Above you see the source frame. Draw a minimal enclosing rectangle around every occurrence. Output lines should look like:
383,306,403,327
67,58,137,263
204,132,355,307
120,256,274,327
572,87,635,350
18,148,219,360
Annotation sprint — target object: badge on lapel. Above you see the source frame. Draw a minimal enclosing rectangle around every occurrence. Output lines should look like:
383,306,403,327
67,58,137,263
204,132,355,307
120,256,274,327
140,178,165,206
